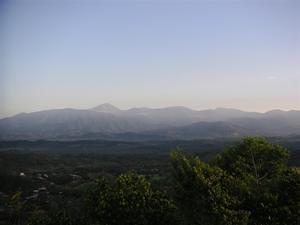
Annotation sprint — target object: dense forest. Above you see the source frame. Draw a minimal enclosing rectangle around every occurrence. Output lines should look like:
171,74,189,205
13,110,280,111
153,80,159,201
0,137,299,225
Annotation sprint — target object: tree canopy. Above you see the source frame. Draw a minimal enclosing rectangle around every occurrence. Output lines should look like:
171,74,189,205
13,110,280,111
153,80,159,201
4,137,299,225
171,137,300,225
86,171,178,225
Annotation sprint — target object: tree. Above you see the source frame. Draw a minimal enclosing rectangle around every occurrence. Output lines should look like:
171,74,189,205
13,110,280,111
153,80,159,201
171,137,300,225
27,210,75,225
7,192,24,225
213,137,289,184
214,137,300,225
171,148,249,225
86,171,178,225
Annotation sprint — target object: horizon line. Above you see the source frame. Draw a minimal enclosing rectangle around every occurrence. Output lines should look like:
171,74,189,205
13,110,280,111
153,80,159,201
2,103,300,119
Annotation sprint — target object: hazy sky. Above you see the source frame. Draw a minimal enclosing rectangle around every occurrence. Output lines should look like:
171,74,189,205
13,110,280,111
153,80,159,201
1,0,299,118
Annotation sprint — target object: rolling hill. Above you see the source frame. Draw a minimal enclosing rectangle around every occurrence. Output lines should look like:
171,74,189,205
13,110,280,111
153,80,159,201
0,104,299,140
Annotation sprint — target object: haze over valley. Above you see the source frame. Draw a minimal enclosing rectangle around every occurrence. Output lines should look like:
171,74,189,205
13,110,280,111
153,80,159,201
1,1,299,225
1,103,299,140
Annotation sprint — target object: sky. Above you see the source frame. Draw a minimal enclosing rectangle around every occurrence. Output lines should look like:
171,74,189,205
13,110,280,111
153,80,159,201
0,0,299,118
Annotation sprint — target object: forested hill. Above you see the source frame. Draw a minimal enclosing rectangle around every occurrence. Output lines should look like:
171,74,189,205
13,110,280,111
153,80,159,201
1,104,300,140
1,137,299,225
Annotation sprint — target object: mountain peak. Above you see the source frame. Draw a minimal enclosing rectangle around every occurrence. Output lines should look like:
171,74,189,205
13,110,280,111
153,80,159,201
91,103,121,113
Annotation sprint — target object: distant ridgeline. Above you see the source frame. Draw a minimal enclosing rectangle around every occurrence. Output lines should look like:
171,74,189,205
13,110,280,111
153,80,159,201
0,104,300,140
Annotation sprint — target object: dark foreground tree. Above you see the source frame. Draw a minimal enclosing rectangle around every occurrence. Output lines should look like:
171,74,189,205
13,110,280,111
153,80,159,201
27,209,77,225
86,171,178,225
171,137,300,225
214,137,300,225
171,149,249,225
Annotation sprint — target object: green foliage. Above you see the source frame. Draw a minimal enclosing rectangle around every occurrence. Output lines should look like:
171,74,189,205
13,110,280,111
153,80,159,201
171,138,300,225
215,137,299,225
86,171,178,225
1,137,299,225
6,191,25,225
26,209,79,225
213,137,289,182
171,148,249,225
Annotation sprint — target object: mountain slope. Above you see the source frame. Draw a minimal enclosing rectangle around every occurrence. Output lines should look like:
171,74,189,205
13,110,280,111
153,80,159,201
0,104,299,140
0,108,156,140
143,121,255,140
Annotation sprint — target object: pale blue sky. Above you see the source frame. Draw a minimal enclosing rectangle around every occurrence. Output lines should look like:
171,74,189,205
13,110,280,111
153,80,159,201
1,0,299,118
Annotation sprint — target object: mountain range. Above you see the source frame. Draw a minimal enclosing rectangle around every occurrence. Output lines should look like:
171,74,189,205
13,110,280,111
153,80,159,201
0,103,300,140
